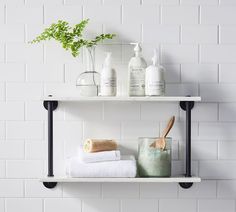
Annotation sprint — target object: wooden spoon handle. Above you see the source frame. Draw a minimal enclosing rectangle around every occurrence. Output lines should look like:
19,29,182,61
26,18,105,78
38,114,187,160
161,116,175,138
149,116,175,149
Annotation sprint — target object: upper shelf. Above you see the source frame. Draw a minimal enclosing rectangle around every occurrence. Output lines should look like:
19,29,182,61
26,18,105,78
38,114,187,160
43,95,201,102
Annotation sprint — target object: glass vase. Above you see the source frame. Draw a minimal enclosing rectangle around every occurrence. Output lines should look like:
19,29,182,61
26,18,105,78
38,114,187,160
76,46,100,97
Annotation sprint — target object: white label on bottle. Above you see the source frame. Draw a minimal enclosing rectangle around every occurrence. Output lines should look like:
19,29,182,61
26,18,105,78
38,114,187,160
101,78,116,87
129,69,145,96
146,81,165,96
100,77,117,96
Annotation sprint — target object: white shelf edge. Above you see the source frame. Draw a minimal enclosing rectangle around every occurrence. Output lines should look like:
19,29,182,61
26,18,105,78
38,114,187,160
40,176,201,183
43,96,201,102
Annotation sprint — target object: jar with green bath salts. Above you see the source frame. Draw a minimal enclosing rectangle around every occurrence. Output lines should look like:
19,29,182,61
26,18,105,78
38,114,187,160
138,137,171,177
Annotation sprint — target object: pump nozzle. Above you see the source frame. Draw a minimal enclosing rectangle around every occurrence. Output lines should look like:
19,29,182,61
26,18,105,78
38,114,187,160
152,48,159,66
130,42,142,56
104,52,112,67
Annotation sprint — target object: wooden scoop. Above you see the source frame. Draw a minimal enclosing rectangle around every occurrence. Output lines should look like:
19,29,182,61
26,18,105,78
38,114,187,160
150,116,175,150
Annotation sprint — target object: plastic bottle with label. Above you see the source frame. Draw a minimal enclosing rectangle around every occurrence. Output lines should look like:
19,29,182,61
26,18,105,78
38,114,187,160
128,43,147,96
100,52,117,96
145,49,165,96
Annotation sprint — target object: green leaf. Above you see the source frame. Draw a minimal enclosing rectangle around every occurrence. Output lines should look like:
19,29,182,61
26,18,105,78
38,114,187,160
29,19,116,57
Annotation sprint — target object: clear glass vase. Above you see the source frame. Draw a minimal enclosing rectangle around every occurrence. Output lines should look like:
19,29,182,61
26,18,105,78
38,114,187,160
76,46,100,97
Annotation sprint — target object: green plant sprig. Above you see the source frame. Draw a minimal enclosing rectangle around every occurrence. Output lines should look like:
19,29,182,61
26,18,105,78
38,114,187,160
30,19,115,57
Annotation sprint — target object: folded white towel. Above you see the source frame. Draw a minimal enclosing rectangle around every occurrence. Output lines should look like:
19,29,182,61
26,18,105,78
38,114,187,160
66,155,137,178
78,146,121,163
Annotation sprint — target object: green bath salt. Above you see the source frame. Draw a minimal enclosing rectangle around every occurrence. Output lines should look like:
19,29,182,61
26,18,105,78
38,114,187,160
138,137,171,177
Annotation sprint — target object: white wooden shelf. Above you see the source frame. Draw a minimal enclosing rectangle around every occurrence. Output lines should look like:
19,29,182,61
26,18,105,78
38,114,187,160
40,176,201,183
43,95,201,102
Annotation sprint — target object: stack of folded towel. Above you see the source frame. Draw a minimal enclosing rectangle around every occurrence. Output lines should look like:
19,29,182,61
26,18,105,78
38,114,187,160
66,139,137,178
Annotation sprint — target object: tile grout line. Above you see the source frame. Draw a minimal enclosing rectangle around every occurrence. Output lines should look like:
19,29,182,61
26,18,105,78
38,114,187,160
120,4,123,24
4,4,6,24
4,198,6,212
216,179,219,198
197,199,199,212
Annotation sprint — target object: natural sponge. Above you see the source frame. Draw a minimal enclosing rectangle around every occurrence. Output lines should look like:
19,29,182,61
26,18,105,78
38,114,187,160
83,139,118,153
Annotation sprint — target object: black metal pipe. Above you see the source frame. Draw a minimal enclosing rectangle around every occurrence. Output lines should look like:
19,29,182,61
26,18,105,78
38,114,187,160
185,101,191,177
47,101,54,177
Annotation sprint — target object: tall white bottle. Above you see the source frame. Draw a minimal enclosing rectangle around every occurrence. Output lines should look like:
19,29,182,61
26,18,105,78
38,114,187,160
128,43,147,96
145,49,165,96
100,52,117,96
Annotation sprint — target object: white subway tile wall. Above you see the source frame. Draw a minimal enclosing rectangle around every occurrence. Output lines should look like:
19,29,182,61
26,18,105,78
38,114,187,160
82,199,119,212
6,198,43,212
44,6,83,24
159,199,197,212
198,199,235,212
178,180,217,198
44,198,81,212
0,179,24,197
0,0,236,212
121,199,157,212
102,183,139,198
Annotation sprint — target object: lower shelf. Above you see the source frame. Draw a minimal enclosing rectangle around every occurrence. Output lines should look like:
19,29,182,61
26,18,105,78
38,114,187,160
40,176,201,183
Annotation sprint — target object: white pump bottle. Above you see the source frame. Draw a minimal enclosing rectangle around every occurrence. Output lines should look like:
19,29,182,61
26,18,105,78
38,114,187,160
128,43,147,96
100,52,117,96
145,49,165,96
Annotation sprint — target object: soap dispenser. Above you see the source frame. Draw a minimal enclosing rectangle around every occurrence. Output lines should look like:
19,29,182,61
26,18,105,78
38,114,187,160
128,43,147,96
145,49,165,96
100,52,117,96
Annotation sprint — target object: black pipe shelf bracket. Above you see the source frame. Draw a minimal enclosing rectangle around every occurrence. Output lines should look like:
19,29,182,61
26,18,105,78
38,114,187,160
179,100,194,189
43,100,58,189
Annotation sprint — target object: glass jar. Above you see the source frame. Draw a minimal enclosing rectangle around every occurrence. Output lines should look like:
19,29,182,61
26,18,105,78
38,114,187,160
76,46,100,97
138,137,171,177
